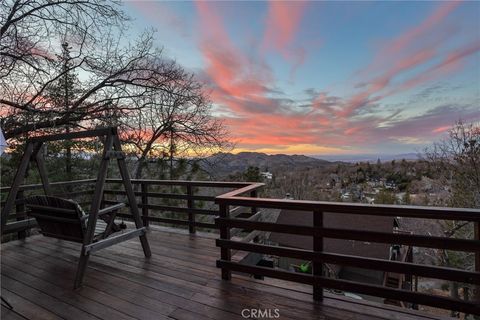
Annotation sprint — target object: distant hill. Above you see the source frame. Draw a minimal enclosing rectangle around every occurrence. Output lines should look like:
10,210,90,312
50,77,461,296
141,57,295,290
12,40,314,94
314,153,421,163
202,152,333,177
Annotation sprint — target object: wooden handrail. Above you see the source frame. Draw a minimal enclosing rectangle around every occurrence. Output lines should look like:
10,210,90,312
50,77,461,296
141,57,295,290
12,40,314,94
106,178,256,188
2,178,261,236
0,179,97,193
216,196,480,221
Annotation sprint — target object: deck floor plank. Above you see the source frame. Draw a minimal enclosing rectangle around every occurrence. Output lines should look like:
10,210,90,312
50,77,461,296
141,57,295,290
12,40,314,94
1,230,448,320
1,275,99,320
1,255,170,320
1,305,28,320
0,288,59,320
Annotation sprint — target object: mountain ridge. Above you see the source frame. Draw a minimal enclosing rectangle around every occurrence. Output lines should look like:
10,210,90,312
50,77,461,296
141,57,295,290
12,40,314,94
202,152,333,177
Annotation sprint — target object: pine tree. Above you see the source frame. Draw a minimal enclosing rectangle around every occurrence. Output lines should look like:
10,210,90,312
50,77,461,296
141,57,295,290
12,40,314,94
45,42,80,180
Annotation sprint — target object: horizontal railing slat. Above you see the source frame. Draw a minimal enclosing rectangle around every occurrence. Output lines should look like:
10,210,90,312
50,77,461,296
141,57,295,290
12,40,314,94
216,239,480,284
103,200,218,216
0,179,97,193
106,178,255,188
217,260,480,315
103,190,215,202
116,213,216,229
216,218,480,252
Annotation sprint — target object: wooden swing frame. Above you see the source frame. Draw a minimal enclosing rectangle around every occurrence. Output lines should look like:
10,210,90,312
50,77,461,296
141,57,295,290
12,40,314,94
1,127,151,288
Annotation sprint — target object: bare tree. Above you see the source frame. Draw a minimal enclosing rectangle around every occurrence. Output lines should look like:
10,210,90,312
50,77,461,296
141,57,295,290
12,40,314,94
0,1,188,142
1,29,186,140
0,0,126,81
121,69,231,180
424,120,480,311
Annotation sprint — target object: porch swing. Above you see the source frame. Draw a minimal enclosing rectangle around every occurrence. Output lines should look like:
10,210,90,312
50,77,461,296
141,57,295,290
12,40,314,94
1,127,151,288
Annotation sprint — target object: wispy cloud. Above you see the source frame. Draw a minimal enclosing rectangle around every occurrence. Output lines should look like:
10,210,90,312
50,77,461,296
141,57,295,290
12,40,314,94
262,0,309,78
335,1,476,118
191,1,477,154
262,0,308,51
128,1,190,38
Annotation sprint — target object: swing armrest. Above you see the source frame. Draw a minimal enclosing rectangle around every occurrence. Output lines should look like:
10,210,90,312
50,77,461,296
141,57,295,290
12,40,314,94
98,203,125,215
81,203,125,221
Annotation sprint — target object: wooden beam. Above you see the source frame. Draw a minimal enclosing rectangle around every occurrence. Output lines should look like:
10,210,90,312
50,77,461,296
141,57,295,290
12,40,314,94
112,133,151,258
75,133,114,288
187,185,195,234
313,209,323,301
34,144,52,196
83,228,146,254
28,127,114,143
219,203,231,280
1,142,34,232
475,222,480,303
2,219,37,234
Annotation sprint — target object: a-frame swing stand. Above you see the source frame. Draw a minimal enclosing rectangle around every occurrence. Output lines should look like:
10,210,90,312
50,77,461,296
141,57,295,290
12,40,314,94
1,127,151,288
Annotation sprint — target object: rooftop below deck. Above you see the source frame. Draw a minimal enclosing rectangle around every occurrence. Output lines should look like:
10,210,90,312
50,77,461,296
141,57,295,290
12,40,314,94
1,226,451,320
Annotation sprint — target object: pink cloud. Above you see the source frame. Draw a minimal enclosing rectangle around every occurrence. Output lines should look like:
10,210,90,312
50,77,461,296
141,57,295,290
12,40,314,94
336,1,466,118
262,0,309,77
193,1,476,153
432,126,451,133
338,46,438,117
194,1,276,116
263,1,308,51
384,1,461,57
388,41,480,96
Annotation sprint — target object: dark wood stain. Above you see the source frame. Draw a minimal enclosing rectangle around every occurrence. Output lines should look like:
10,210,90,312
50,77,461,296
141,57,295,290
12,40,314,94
1,229,450,320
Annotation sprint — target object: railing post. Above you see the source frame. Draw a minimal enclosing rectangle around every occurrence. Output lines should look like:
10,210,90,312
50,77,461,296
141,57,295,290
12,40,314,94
475,222,480,303
313,209,323,301
250,190,257,215
16,189,26,239
187,185,195,234
219,203,231,280
141,182,149,227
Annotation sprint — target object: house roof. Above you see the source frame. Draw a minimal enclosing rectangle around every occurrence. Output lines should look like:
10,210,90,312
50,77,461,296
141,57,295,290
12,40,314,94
269,210,394,260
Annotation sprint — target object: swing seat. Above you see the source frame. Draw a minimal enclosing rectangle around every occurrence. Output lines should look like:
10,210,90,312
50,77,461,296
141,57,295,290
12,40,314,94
2,128,151,288
24,195,125,243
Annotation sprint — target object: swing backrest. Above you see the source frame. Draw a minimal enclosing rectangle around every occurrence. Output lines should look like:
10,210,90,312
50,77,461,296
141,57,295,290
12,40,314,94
24,195,87,243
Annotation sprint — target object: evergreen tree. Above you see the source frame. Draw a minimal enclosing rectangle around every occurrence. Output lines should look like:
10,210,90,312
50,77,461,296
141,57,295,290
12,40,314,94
243,166,261,182
45,42,81,180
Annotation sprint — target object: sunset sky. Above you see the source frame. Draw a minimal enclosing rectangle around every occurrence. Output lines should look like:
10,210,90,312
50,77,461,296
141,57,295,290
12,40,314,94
125,0,479,156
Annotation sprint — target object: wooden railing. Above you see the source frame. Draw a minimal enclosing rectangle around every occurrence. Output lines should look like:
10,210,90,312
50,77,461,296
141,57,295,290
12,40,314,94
0,178,262,237
215,186,480,315
102,179,262,232
2,178,480,315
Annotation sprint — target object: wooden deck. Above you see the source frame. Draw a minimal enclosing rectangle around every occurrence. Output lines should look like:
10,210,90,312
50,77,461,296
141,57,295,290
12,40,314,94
1,227,449,320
